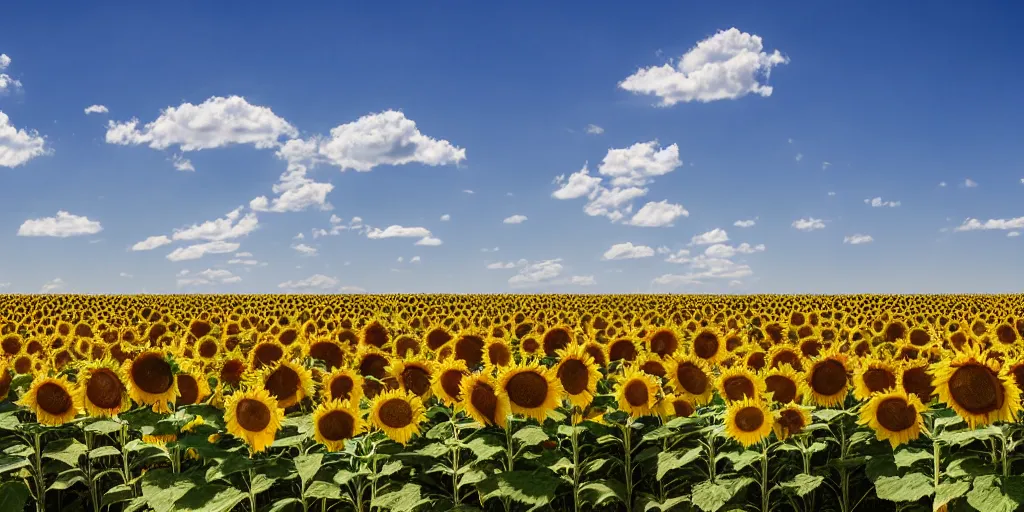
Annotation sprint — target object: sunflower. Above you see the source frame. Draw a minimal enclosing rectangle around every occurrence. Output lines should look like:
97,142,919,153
313,399,364,452
518,336,542,359
725,397,773,447
616,367,661,418
123,350,178,413
805,349,850,407
744,350,768,372
361,320,390,349
175,366,212,407
354,345,394,398
392,335,421,359
645,327,681,357
634,353,669,379
223,388,284,453
307,338,347,370
388,358,435,399
761,364,804,405
555,344,601,409
853,357,899,400
322,367,365,404
430,359,468,407
668,354,714,405
252,359,315,408
498,362,562,422
194,335,222,362
483,337,513,369
19,376,81,426
541,325,574,357
716,366,764,403
859,389,926,448
773,404,812,441
690,327,725,364
606,337,641,363
767,344,804,372
370,389,426,445
460,372,510,428
77,358,130,417
659,393,697,419
452,332,486,368
0,360,12,401
249,340,286,371
217,351,249,389
899,359,935,403
932,346,1021,428
1004,356,1024,398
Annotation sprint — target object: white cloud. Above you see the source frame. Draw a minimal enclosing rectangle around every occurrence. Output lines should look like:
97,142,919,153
704,242,765,258
396,256,404,263
691,228,729,245
250,139,335,213
603,242,655,260
963,178,978,188
938,182,947,187
41,278,64,294
954,217,1024,232
583,186,648,220
131,235,172,251
278,274,339,290
481,247,500,253
293,232,305,240
235,251,253,257
792,218,826,231
366,225,431,239
509,259,592,288
619,27,788,105
172,207,258,241
1008,232,1020,238
18,211,103,237
178,268,241,287
119,272,133,278
440,214,451,221
172,154,195,172
329,215,342,224
84,105,109,115
0,55,9,70
0,111,49,168
228,258,259,265
865,197,900,208
822,161,831,170
415,236,443,246
105,95,297,152
653,255,754,287
570,275,596,286
628,200,688,227
463,189,475,194
503,214,528,224
843,234,874,245
552,164,603,200
585,124,604,135
795,153,803,162
0,54,22,94
733,219,756,228
827,191,836,197
0,283,9,289
487,259,527,270
292,243,318,256
316,110,465,171
410,256,421,263
166,241,239,262
598,141,681,187
665,249,691,264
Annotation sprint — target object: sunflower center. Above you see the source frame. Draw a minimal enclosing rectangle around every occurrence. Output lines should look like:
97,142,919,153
641,361,666,378
177,375,200,405
330,375,355,401
811,359,847,396
37,382,73,415
1010,365,1024,393
777,409,806,435
401,366,432,397
253,344,284,369
875,397,917,432
278,329,298,346
131,354,173,395
455,336,484,367
771,351,802,371
0,371,12,400
676,363,708,395
672,398,695,418
734,406,765,432
488,344,511,367
543,329,571,356
693,332,719,359
862,368,896,394
722,376,756,401
948,363,1005,415
996,325,1017,344
198,339,218,359
236,398,272,431
609,339,637,362
902,366,935,401
310,342,345,370
440,370,465,400
649,331,678,356
765,375,797,404
1,336,21,355
14,357,32,374
395,337,419,357
363,324,388,348
471,382,499,423
558,359,589,395
265,365,300,401
624,380,649,407
746,352,766,372
506,372,549,409
909,329,931,346
800,339,822,358
221,360,245,386
86,369,123,409
584,344,606,365
318,410,355,441
426,329,452,351
378,398,413,428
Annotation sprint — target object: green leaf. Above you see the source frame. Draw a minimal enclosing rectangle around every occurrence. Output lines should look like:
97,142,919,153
937,425,1000,446
48,468,86,491
934,415,964,431
265,498,301,512
0,454,30,473
416,442,449,458
426,420,454,440
849,431,874,447
656,447,702,481
42,437,87,467
90,445,122,459
513,425,549,448
579,480,624,506
334,468,367,486
873,472,933,502
643,495,689,511
478,470,562,508
205,454,252,481
305,480,341,500
966,475,1024,512
141,468,198,512
373,482,430,511
934,480,971,511
944,456,993,479
294,453,322,487
691,481,733,512
102,483,136,507
375,460,403,479
724,449,761,472
463,435,503,460
779,473,824,497
0,411,21,431
172,484,247,512
894,447,931,468
85,419,125,435
813,409,851,422
0,481,30,511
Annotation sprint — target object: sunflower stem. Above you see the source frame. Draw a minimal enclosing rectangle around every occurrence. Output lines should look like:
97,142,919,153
247,467,257,512
760,440,770,512
622,416,634,510
85,430,100,512
32,431,45,512
1001,430,1010,478
571,412,582,512
450,412,461,505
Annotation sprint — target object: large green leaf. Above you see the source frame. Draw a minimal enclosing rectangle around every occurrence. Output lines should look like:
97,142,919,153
306,480,341,500
265,497,301,512
90,445,122,459
0,481,30,511
643,495,689,511
513,426,549,448
966,475,1024,512
172,484,247,512
0,411,21,431
723,449,760,472
691,478,753,512
463,435,503,460
894,447,931,468
102,483,136,507
944,455,993,479
42,437,87,467
416,442,449,458
205,454,253,481
294,453,322,487
48,468,86,491
937,425,1000,446
779,473,824,497
373,483,430,511
579,479,624,506
934,480,971,511
873,472,933,502
478,470,562,509
0,454,30,474
656,447,702,481
84,419,125,435
141,468,199,512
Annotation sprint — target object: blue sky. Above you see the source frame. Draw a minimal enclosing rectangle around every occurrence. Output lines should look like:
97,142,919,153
1,2,1022,294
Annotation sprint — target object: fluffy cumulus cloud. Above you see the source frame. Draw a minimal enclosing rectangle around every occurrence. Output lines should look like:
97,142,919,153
551,164,603,200
84,105,109,115
503,214,528,224
172,154,195,172
629,200,688,227
172,207,258,241
177,268,242,287
704,242,765,258
278,274,339,291
506,259,595,289
844,234,874,245
440,214,451,221
603,242,655,260
865,197,900,208
0,54,22,94
105,95,298,152
41,278,65,294
486,259,527,270
598,141,682,187
315,110,466,172
364,224,441,246
963,179,978,188
585,124,604,135
691,228,729,245
251,139,335,213
792,218,826,231
166,241,240,262
131,235,172,251
955,216,1024,232
292,243,317,256
0,111,49,168
653,256,754,287
18,211,103,237
619,28,788,106
733,219,756,228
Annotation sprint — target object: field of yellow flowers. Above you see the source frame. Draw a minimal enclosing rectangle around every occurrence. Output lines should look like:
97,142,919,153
0,294,1022,512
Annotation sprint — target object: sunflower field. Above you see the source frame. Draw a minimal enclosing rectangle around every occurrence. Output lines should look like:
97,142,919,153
0,295,1023,512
